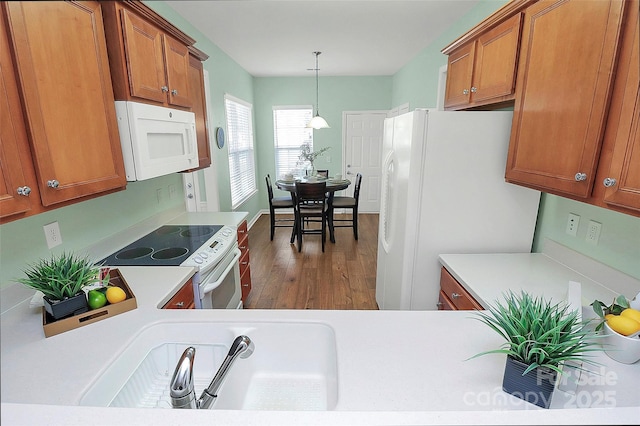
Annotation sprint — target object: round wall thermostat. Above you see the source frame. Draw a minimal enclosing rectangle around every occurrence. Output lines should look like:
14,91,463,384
216,127,225,149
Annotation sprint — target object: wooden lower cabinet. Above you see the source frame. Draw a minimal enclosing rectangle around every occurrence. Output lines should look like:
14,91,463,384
237,220,252,301
162,277,195,309
437,267,483,311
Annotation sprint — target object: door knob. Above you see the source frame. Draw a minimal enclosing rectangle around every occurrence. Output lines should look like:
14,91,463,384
171,89,178,96
161,86,169,93
603,177,617,187
47,180,60,188
463,89,469,95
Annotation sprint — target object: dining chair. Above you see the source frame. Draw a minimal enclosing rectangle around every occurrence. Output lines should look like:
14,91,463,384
266,174,295,242
330,173,362,240
316,169,329,178
294,181,328,252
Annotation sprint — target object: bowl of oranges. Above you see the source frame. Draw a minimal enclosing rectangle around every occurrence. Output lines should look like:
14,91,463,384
592,295,640,364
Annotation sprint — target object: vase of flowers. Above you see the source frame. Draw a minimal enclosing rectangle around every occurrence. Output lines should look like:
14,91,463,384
298,143,330,176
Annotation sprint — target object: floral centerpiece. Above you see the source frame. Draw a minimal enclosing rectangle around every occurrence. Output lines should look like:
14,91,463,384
298,143,330,176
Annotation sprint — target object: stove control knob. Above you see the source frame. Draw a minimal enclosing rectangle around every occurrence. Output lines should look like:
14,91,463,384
193,256,203,264
200,252,208,259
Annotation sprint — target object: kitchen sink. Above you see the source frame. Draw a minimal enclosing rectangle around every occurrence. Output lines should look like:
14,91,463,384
79,321,338,410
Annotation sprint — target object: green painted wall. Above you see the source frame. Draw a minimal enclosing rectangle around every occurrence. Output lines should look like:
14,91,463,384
0,1,255,287
2,0,638,288
253,76,392,206
390,0,640,279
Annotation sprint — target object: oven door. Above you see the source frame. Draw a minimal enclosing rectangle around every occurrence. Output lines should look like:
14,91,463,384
197,246,242,309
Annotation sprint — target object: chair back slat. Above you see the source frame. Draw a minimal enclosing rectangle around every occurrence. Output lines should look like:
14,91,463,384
266,174,275,200
295,181,327,202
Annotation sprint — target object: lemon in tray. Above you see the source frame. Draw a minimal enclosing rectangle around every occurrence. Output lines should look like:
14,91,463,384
106,286,127,304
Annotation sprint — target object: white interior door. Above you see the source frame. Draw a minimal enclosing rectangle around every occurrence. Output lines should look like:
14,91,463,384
343,111,386,212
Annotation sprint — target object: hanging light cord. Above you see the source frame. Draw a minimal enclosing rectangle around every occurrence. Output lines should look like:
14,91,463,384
314,51,321,116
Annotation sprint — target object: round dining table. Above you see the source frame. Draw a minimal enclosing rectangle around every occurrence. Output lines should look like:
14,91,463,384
275,177,352,244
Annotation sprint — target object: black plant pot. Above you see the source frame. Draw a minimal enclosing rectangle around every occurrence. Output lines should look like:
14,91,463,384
502,355,557,409
43,292,89,320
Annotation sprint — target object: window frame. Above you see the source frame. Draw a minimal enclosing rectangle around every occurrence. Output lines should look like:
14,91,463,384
224,93,257,209
272,105,314,179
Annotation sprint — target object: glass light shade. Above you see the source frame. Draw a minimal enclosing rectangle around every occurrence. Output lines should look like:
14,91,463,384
306,115,330,129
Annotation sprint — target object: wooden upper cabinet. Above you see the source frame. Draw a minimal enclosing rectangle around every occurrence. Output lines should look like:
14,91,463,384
163,35,192,108
505,0,626,198
186,48,212,171
120,9,167,104
2,1,126,209
443,12,523,110
444,42,475,109
598,1,640,214
103,2,192,109
0,14,35,219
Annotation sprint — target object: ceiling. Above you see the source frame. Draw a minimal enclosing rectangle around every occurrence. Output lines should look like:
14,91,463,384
162,1,480,77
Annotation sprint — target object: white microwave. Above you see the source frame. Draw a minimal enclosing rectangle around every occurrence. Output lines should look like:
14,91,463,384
114,101,198,181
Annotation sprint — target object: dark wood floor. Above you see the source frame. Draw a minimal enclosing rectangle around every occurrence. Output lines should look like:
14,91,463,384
244,213,380,310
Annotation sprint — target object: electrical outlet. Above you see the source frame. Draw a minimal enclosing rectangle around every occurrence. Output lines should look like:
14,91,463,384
43,222,62,249
565,213,580,236
586,220,601,245
168,184,177,199
156,188,163,204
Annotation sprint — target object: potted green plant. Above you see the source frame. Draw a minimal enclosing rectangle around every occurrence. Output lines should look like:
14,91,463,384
469,291,602,409
17,252,107,320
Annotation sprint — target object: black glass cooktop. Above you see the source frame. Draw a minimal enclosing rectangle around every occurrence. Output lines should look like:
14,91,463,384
101,225,223,266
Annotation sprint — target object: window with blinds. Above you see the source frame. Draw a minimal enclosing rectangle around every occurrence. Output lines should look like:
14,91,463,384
273,106,313,178
225,94,257,208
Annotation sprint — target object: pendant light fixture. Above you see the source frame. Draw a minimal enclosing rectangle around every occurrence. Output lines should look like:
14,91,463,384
306,51,330,129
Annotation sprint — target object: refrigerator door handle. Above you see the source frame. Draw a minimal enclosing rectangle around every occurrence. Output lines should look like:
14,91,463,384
380,150,395,254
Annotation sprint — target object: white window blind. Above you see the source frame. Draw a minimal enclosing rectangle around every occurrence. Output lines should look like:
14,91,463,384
273,106,313,178
225,94,256,208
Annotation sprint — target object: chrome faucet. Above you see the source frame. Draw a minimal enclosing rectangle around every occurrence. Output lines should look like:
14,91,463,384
169,335,254,409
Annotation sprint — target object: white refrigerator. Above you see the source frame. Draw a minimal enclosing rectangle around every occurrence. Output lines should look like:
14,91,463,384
375,109,541,310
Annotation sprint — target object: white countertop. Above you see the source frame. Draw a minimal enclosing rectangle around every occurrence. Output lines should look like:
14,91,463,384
2,261,639,424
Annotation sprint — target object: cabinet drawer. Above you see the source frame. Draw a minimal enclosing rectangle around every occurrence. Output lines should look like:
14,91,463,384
237,220,248,240
240,264,252,300
439,267,483,311
239,248,250,275
437,291,455,311
162,279,194,309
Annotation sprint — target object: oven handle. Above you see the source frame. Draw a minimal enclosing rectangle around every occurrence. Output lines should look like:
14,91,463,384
200,248,241,295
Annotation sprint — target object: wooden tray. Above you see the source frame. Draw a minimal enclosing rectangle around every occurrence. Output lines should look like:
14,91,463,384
42,269,137,338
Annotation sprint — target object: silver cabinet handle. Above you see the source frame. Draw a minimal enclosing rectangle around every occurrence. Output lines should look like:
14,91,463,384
471,86,477,93
462,89,469,95
436,302,444,309
451,292,461,299
161,86,169,93
175,301,184,307
574,173,587,182
17,186,31,196
47,180,59,188
603,177,617,187
171,89,178,96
